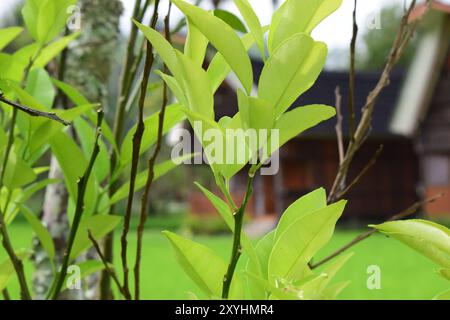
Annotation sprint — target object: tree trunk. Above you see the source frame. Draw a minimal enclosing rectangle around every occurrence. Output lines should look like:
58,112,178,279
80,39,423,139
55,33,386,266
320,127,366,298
33,0,123,300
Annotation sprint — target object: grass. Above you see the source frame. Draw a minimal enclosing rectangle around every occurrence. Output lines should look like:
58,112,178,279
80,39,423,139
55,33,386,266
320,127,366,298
2,222,448,300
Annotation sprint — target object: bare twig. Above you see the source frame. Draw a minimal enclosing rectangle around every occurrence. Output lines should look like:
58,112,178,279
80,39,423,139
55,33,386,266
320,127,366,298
0,94,70,126
2,289,10,300
348,0,358,141
328,0,421,203
311,193,444,269
88,230,127,299
336,145,384,200
51,110,104,300
119,0,161,301
133,2,172,300
334,87,344,165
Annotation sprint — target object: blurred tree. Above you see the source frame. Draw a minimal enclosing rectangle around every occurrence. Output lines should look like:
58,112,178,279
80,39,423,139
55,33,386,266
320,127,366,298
357,4,418,71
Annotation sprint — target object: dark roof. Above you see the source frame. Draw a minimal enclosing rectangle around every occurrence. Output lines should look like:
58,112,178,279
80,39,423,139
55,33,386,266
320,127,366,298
251,60,405,138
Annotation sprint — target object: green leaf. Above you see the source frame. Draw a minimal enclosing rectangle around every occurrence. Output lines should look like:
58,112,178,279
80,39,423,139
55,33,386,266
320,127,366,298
194,182,258,265
263,104,335,161
171,0,253,94
49,131,97,218
35,32,80,67
119,104,186,166
371,219,450,268
175,51,214,119
21,206,56,266
155,71,188,107
275,188,327,241
28,104,96,157
433,289,450,300
0,27,23,51
268,0,342,53
232,0,265,59
134,21,181,79
73,118,110,183
321,281,350,300
238,91,274,131
207,27,267,93
22,0,76,44
214,9,247,33
259,34,328,117
0,250,31,292
318,252,353,292
52,78,90,106
268,200,347,282
25,68,56,108
70,215,122,260
437,268,450,281
185,18,209,66
163,231,244,299
3,149,37,190
110,155,195,206
246,231,275,299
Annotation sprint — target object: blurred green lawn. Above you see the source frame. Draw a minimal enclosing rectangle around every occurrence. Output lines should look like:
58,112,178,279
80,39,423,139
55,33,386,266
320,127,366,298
2,222,448,300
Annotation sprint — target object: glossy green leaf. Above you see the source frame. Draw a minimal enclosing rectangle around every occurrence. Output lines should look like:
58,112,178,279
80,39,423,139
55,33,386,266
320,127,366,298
22,0,76,44
214,9,247,33
232,0,265,59
185,18,209,66
163,230,244,299
171,0,253,94
371,219,450,268
0,27,23,51
52,78,90,106
175,51,214,119
259,34,328,117
246,231,275,299
207,27,267,93
268,200,347,282
35,32,80,67
21,206,55,266
70,215,122,260
268,0,342,53
263,104,335,161
25,68,56,108
119,104,186,166
275,188,327,241
155,71,188,107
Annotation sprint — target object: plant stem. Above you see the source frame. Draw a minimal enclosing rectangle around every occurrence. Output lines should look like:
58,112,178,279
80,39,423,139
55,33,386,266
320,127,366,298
2,289,10,300
0,207,32,300
133,3,172,300
119,0,161,300
222,170,255,299
50,110,104,300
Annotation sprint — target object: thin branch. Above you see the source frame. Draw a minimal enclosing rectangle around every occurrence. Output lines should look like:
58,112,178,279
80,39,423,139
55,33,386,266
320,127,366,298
311,193,444,269
348,0,358,141
133,2,172,301
336,144,384,200
88,230,127,299
328,0,421,202
2,289,10,300
0,94,70,126
120,0,161,301
50,110,104,300
222,169,256,299
334,86,344,165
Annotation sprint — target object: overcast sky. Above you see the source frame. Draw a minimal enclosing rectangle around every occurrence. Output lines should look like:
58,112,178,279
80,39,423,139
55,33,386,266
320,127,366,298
0,0,432,50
